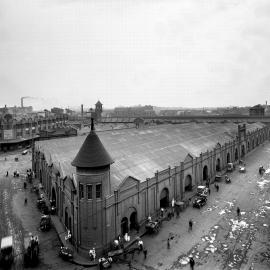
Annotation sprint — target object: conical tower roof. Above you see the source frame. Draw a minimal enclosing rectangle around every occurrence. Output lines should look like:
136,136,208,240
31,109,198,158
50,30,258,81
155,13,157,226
71,130,113,168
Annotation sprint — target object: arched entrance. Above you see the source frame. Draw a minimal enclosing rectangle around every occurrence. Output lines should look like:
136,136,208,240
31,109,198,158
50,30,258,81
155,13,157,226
65,207,69,229
185,175,192,191
160,188,169,208
203,165,208,181
241,145,245,157
227,153,230,163
130,211,137,231
51,187,56,207
216,158,221,172
235,148,238,161
121,217,129,235
39,169,42,183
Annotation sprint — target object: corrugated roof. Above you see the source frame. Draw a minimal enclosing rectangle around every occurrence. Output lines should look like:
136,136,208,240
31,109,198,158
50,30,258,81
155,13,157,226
36,122,265,190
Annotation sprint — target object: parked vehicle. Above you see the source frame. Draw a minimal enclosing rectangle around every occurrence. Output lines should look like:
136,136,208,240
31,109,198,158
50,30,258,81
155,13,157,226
59,246,73,261
0,236,14,267
193,196,207,209
215,174,222,182
227,163,235,172
22,150,28,155
37,198,46,210
145,219,161,234
24,236,39,267
196,186,208,197
40,215,51,232
239,166,246,173
98,256,112,269
107,249,124,262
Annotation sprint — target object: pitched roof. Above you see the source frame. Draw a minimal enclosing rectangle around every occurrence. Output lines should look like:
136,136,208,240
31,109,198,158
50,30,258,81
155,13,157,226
71,131,113,168
36,122,266,190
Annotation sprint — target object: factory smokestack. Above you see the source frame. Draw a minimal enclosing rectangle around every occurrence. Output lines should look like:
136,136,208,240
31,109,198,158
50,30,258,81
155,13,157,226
81,104,84,117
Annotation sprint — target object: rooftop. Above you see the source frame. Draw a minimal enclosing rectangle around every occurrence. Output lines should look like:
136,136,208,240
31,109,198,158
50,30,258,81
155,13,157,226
36,122,265,191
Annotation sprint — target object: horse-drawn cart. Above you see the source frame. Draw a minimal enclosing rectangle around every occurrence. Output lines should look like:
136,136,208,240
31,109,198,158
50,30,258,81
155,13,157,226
145,220,161,234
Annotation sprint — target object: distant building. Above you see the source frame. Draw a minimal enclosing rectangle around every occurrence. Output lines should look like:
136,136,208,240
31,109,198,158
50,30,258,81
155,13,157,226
113,105,156,118
0,105,33,116
0,112,67,151
51,107,64,115
249,105,265,116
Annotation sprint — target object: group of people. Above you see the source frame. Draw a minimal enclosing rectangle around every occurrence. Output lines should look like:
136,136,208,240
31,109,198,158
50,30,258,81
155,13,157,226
29,234,39,249
89,247,96,261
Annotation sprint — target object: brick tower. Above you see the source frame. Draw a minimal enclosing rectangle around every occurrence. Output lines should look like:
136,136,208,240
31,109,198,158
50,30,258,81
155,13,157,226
71,116,113,256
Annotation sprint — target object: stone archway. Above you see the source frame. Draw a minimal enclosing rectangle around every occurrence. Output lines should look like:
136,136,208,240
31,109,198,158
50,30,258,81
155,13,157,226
121,217,129,235
241,145,245,157
160,188,169,208
51,187,56,208
130,211,137,231
65,207,69,229
39,169,42,183
185,175,192,191
216,158,221,172
235,148,238,161
203,165,208,181
227,153,231,163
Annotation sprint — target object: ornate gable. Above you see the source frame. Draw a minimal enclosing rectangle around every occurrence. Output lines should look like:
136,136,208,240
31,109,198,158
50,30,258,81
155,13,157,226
118,176,140,191
184,153,193,163
215,143,221,149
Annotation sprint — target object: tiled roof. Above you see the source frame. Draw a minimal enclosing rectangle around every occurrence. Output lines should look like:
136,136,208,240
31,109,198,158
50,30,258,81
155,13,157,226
71,131,114,168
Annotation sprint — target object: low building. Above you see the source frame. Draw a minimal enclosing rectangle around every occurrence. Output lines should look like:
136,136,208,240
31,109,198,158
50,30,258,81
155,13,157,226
249,105,265,116
0,113,67,151
113,105,156,118
33,121,270,257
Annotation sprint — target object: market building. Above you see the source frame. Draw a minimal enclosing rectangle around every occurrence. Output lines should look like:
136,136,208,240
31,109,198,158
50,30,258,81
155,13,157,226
32,120,270,257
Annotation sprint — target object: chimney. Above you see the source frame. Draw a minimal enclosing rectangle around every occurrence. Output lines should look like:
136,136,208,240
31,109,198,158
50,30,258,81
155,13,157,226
81,104,84,117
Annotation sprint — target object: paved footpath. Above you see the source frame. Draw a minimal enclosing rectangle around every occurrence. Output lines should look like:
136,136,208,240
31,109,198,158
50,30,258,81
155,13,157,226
113,142,270,270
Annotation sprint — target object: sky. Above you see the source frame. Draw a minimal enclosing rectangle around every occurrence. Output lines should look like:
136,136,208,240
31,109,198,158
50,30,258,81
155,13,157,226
0,0,270,110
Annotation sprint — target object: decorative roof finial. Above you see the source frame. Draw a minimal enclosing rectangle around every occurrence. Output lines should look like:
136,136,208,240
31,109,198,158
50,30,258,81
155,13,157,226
90,108,94,131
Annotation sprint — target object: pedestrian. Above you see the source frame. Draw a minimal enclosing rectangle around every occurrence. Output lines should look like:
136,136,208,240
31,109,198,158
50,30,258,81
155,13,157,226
143,248,148,259
172,198,175,214
138,239,144,251
189,219,193,232
167,238,170,249
189,257,195,270
24,198,27,205
237,207,240,217
217,184,219,192
6,171,8,177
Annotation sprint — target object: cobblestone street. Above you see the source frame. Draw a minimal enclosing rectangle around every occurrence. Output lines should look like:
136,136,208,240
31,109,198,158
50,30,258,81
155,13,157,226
0,143,270,270
112,142,270,270
0,151,88,270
